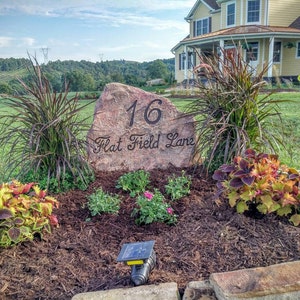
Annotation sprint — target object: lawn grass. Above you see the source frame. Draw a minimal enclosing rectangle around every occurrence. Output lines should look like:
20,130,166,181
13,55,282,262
0,91,299,183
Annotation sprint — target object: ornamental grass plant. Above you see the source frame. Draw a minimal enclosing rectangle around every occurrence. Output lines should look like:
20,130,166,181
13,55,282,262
184,47,288,173
0,57,94,191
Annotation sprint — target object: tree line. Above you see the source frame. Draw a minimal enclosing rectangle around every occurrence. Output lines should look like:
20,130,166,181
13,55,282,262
0,57,175,94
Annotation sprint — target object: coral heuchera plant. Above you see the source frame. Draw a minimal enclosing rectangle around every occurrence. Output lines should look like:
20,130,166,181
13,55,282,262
213,149,300,226
0,180,59,247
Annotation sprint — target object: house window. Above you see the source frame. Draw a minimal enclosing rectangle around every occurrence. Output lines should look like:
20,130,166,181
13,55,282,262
245,42,259,62
194,17,211,36
273,41,282,63
247,0,260,23
297,42,300,58
179,53,186,70
227,2,235,26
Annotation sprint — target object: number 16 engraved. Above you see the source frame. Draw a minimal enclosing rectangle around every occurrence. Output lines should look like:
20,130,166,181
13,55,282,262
126,99,162,127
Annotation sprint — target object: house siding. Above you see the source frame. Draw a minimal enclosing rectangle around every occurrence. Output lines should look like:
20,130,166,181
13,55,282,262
282,47,300,76
268,0,300,27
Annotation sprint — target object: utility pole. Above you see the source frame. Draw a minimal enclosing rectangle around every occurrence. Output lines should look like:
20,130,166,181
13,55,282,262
99,53,104,62
40,47,50,64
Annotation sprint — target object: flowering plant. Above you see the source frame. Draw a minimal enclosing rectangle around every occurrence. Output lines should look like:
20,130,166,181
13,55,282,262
0,180,59,247
213,149,300,226
131,189,177,225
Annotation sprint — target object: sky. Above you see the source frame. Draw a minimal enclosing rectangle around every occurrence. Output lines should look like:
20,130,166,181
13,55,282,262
0,0,195,63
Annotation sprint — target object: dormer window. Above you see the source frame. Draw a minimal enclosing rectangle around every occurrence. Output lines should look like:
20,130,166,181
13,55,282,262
247,0,260,23
194,17,211,37
226,2,236,27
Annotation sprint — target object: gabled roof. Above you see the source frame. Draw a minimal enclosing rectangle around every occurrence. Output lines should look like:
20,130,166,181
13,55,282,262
185,0,220,21
289,16,300,29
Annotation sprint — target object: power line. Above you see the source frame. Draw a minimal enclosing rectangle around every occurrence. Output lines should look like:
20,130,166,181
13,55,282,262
40,47,50,64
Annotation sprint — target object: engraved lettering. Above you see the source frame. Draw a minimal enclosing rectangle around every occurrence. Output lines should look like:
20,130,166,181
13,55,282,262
165,132,195,148
127,134,160,151
93,136,123,153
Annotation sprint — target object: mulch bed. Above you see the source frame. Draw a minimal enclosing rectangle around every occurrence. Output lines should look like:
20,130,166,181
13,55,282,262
1,166,300,299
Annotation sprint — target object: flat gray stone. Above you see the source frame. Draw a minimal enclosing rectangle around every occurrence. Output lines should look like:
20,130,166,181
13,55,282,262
210,261,300,300
72,282,180,300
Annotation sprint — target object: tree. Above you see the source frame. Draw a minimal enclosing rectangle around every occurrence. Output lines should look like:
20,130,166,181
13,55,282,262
146,59,169,79
64,70,96,91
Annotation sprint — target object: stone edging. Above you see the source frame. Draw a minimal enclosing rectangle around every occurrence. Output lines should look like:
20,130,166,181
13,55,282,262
72,260,300,300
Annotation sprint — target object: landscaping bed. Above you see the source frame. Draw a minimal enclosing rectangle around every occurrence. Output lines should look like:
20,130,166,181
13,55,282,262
1,166,299,299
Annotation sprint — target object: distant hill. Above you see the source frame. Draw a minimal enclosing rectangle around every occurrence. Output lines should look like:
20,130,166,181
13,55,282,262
0,57,175,93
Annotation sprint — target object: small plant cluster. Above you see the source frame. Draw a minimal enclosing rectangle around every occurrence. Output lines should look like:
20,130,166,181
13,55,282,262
0,180,59,248
87,188,121,216
116,169,150,197
213,149,300,226
117,169,192,225
85,169,192,225
132,189,177,225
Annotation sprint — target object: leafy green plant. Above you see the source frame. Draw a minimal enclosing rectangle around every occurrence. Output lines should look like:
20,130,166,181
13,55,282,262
165,171,192,201
87,188,121,216
22,169,94,193
116,169,150,197
184,47,288,173
0,57,94,191
213,149,300,226
0,180,59,248
131,190,177,225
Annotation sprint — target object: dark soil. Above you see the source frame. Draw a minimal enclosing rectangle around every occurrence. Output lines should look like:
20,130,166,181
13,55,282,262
1,166,300,300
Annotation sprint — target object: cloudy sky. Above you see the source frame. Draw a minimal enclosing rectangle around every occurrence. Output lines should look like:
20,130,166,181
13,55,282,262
0,0,195,63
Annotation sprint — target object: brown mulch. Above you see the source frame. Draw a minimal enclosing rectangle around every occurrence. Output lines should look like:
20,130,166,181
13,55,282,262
1,166,300,300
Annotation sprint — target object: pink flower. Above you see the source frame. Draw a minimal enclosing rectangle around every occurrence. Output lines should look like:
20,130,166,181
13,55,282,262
166,207,173,215
144,191,153,201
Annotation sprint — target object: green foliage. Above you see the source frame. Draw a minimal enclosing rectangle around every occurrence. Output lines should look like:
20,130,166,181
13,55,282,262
0,57,94,191
184,48,289,173
146,59,169,80
131,190,177,225
22,169,94,193
0,83,12,94
165,171,192,201
64,70,96,91
0,180,59,248
87,188,121,216
116,170,150,197
0,57,174,92
213,149,300,226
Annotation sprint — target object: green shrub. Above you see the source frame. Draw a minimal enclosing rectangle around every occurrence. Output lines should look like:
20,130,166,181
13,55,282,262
213,149,300,226
87,188,121,216
184,47,288,173
0,57,94,191
165,171,191,201
0,180,59,248
116,169,150,197
131,190,177,225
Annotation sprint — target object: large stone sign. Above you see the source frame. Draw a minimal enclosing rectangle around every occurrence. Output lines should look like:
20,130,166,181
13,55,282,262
87,83,195,171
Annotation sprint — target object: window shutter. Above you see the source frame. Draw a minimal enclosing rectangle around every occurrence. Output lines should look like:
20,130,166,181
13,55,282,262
193,21,196,37
179,53,182,70
209,17,212,33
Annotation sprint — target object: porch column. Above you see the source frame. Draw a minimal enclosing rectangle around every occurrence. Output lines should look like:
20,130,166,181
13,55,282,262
219,39,224,71
268,36,274,78
184,45,188,80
